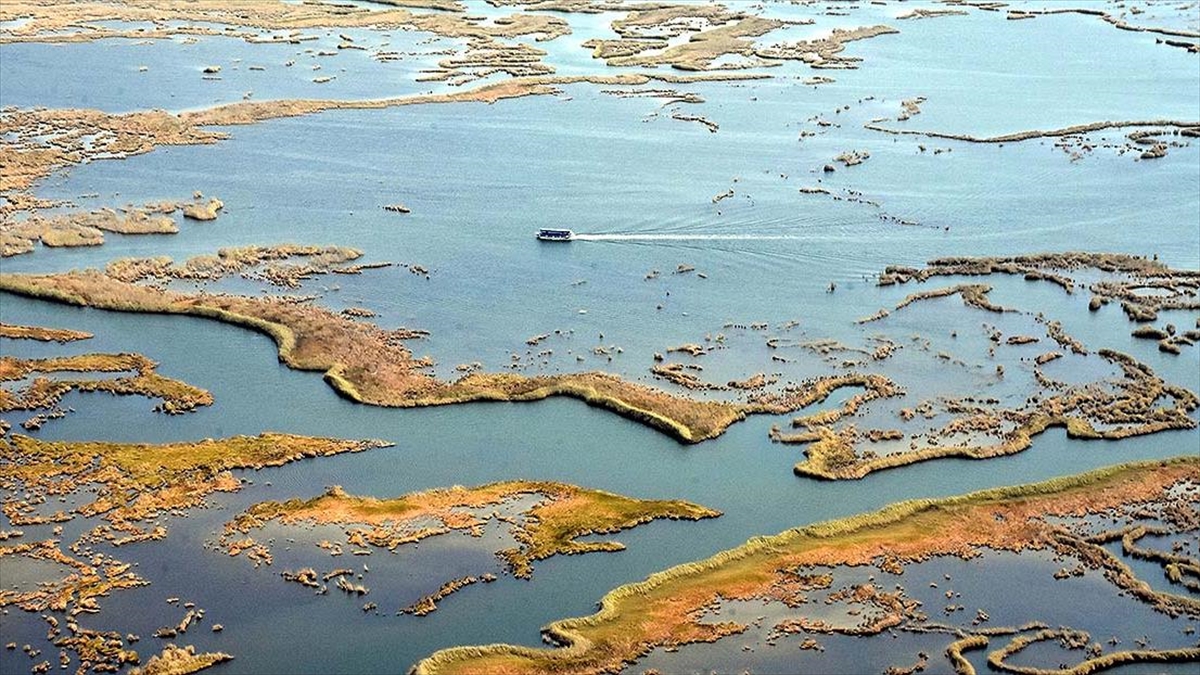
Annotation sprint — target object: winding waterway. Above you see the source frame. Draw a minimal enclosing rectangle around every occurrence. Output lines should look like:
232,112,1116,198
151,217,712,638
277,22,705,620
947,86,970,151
2,1,1198,673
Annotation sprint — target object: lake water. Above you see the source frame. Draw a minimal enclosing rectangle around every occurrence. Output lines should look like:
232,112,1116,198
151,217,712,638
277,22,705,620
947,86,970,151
2,1,1198,673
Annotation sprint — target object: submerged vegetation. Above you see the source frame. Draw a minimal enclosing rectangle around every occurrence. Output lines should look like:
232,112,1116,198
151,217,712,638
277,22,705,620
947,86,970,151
878,252,1200,324
790,349,1197,480
2,248,1195,463
0,352,213,431
0,433,389,543
414,456,1200,675
223,481,719,613
0,432,389,670
780,252,1200,479
0,538,148,672
0,1,1196,673
0,268,872,442
105,244,378,289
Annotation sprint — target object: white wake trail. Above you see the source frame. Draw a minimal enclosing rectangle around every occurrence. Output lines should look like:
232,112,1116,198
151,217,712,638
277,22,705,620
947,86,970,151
573,233,804,241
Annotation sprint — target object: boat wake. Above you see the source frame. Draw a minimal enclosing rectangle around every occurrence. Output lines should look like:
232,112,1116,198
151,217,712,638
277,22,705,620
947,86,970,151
572,233,804,241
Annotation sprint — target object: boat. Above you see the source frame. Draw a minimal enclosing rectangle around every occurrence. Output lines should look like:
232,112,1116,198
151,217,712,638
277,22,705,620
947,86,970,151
536,228,574,242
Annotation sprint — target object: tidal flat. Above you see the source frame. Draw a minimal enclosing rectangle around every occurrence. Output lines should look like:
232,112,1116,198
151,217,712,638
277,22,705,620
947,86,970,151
1,1,1198,674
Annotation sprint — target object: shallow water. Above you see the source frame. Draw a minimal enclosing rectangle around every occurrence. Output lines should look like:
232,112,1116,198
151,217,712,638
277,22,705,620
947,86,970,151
633,549,1200,675
0,27,463,113
2,1,1199,673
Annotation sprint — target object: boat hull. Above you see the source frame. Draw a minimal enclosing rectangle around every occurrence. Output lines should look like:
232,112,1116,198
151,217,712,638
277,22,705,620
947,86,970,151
536,229,574,242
